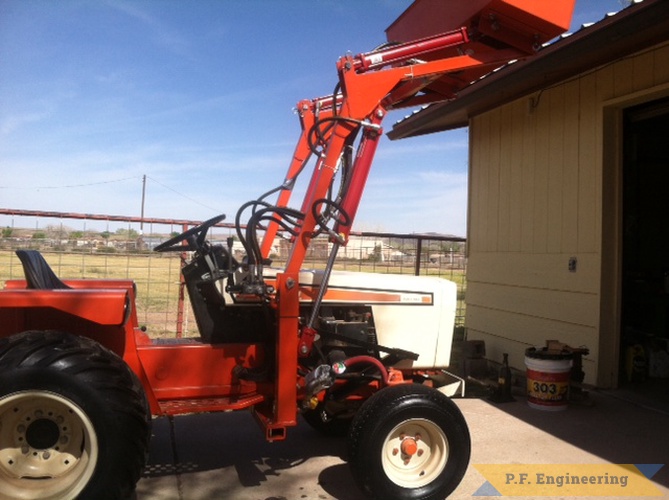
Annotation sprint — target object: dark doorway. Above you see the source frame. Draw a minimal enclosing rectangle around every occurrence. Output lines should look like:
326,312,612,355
620,96,669,407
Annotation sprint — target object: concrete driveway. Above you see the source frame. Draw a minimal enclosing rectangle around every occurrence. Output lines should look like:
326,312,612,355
135,390,669,499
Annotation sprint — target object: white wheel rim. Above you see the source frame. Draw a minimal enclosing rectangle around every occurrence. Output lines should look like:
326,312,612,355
0,391,98,500
381,418,449,488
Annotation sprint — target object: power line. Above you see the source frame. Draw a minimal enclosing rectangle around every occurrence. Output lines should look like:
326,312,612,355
145,176,222,213
0,173,223,215
0,176,141,190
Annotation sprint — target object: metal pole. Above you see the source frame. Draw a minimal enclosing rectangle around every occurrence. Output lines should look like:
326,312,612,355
415,237,422,276
140,175,146,234
306,242,340,329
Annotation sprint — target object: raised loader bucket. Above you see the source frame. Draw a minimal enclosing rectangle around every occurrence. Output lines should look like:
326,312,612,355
385,0,576,99
386,0,576,49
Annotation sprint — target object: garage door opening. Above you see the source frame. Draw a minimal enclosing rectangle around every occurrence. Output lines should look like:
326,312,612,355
620,96,669,404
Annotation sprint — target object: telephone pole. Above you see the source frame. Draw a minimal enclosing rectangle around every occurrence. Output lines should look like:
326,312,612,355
140,174,146,235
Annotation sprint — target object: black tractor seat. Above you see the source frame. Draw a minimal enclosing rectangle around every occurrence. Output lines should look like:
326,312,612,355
15,249,70,290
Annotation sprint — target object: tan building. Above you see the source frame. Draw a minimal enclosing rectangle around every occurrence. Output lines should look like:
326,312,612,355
390,0,669,388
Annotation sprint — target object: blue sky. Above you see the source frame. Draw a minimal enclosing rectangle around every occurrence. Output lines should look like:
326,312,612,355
0,0,625,237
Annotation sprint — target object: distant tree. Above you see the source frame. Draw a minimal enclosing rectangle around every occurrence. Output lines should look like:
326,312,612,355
44,224,72,239
2,227,13,238
115,228,139,239
32,231,46,240
439,241,463,253
368,244,383,262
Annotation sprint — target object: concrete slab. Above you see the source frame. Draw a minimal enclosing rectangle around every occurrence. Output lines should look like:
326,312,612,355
451,392,669,500
136,410,356,500
135,390,669,499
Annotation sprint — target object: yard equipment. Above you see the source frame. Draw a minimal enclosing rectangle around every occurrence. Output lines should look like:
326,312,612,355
0,1,575,498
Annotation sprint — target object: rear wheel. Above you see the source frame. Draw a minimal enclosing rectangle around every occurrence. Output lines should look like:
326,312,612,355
0,331,151,500
348,384,470,500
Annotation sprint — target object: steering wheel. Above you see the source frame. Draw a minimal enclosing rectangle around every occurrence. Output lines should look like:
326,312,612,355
154,214,226,253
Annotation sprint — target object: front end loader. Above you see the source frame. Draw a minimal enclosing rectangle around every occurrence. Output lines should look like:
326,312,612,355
0,1,575,498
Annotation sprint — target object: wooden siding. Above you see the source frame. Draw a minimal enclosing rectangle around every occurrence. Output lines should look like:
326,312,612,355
466,42,669,386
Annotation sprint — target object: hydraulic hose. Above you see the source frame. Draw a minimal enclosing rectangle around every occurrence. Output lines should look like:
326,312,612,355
343,355,389,386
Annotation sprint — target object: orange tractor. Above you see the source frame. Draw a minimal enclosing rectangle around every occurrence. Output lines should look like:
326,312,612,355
0,1,574,498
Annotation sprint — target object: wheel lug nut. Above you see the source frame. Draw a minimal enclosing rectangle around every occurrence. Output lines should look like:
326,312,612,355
392,448,399,456
417,449,424,457
43,451,51,460
17,425,25,433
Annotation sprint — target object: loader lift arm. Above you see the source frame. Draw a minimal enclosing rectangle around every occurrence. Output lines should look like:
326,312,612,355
229,7,570,433
255,22,545,275
245,23,546,305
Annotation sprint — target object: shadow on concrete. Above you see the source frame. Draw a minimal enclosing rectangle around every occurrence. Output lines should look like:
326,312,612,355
135,381,669,499
139,410,365,499
481,387,669,489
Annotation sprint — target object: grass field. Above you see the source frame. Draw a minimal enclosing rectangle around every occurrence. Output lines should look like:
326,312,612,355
1,248,466,337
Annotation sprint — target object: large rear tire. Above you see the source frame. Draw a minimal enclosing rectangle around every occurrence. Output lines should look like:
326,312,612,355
0,331,151,500
348,384,470,500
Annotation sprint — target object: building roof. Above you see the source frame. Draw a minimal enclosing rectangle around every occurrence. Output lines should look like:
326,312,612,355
388,0,669,140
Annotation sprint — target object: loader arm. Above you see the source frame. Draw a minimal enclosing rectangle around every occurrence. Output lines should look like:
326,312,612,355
242,0,576,434
259,11,567,271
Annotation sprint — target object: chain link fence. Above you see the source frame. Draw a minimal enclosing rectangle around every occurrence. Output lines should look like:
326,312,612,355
0,210,466,337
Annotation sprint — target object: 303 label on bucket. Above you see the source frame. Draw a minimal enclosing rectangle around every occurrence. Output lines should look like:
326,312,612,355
524,349,573,411
528,380,568,400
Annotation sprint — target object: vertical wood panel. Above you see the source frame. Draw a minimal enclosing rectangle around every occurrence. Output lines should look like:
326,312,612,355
473,114,489,252
533,93,550,253
509,100,525,252
498,105,513,251
596,63,615,102
632,50,655,92
613,57,634,97
561,79,580,254
547,86,565,253
521,99,536,253
487,109,501,251
578,73,599,253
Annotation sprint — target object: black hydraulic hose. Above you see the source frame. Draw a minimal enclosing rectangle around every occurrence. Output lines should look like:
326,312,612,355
307,114,365,157
236,199,276,267
239,202,304,270
311,198,351,237
331,83,341,117
307,118,334,157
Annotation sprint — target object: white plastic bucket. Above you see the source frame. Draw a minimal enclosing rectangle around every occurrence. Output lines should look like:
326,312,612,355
524,347,573,411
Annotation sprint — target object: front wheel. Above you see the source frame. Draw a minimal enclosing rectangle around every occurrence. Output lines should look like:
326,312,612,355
348,384,470,500
0,331,151,500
